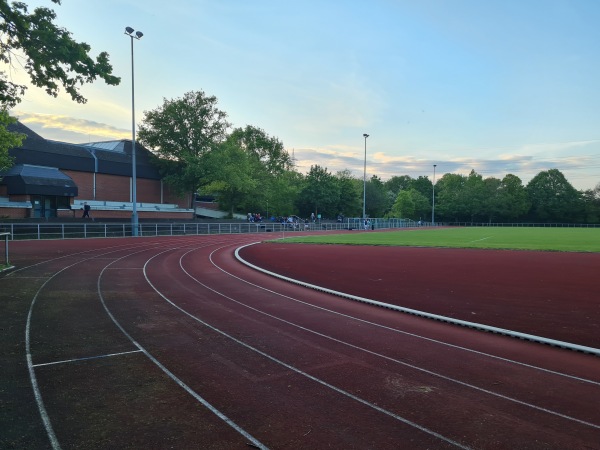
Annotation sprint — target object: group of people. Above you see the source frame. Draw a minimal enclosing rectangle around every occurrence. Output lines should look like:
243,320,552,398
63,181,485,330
246,213,263,222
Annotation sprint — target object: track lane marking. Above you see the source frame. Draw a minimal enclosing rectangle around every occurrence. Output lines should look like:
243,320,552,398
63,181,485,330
22,237,233,450
184,244,600,430
142,246,472,448
32,350,142,368
98,237,270,450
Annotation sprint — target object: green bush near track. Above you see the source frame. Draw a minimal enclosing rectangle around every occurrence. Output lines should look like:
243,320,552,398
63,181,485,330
277,227,600,252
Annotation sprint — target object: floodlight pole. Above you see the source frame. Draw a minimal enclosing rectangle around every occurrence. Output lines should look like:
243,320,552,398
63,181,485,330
125,27,143,236
362,133,369,220
432,164,437,225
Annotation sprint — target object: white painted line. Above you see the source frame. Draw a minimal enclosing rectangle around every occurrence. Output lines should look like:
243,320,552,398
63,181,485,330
33,350,142,368
165,247,472,448
468,236,492,243
98,240,269,450
203,246,600,430
234,243,600,357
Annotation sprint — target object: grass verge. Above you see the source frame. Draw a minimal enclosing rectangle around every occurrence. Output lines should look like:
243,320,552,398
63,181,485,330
277,227,600,252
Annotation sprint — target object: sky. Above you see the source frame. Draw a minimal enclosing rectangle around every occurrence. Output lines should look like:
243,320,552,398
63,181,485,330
5,0,600,190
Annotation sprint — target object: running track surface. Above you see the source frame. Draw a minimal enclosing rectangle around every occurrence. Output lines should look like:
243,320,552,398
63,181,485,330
2,233,599,449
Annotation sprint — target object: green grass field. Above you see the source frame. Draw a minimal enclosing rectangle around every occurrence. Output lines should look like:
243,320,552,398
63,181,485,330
279,227,600,252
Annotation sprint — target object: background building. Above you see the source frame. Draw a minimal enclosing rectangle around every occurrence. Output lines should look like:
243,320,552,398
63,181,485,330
0,121,193,220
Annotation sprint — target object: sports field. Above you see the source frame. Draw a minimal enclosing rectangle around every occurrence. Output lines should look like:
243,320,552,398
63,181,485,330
279,226,600,252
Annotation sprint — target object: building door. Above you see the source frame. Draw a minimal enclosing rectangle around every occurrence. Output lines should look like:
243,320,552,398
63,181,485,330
30,195,58,218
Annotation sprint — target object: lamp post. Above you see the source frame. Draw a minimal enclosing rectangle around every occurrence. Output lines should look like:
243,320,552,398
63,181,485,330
362,133,369,220
432,164,437,225
125,26,143,236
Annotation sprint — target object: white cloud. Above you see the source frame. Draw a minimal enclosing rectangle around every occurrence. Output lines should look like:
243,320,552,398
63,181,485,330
14,112,130,142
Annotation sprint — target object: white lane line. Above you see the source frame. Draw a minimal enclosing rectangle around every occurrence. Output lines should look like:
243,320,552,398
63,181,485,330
99,239,269,450
199,245,600,430
229,245,600,385
33,350,142,368
143,248,469,449
467,236,492,243
23,241,196,450
234,244,600,357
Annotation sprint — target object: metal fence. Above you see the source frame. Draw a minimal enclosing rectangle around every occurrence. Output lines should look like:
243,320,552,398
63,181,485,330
0,219,596,241
0,218,416,241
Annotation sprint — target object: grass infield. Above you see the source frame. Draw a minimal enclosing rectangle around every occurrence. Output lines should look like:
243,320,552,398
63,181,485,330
278,226,600,252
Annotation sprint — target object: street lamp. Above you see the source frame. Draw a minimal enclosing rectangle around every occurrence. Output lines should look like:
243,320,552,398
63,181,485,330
125,26,143,236
362,133,369,220
432,164,437,225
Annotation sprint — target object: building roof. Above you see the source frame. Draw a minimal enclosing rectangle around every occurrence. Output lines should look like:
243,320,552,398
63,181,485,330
7,121,161,179
1,164,78,196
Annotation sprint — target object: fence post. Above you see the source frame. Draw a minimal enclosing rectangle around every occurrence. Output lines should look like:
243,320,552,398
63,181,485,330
1,232,9,266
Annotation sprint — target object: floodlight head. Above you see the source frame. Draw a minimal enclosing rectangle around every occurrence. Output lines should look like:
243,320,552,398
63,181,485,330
135,31,144,39
125,26,134,35
363,133,369,138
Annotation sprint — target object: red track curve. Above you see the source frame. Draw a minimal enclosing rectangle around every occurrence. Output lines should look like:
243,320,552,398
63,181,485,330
2,234,600,449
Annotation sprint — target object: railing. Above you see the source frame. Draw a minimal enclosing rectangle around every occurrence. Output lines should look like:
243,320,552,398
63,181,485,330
0,218,416,241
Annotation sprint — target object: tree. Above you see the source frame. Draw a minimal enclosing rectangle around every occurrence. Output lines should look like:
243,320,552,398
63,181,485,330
365,175,388,217
411,175,434,200
0,110,24,172
0,0,119,108
1,0,120,172
200,139,257,217
384,175,413,196
137,90,231,195
411,188,431,220
481,177,503,222
335,169,361,218
463,170,487,222
436,173,467,221
388,188,430,220
267,169,303,218
296,165,340,218
227,125,292,176
389,190,415,219
581,186,600,224
497,174,530,221
526,169,583,222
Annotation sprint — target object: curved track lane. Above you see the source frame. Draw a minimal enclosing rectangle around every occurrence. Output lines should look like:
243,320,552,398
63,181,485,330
3,234,600,449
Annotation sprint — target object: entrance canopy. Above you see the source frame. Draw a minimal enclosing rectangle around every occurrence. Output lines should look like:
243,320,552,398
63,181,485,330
1,164,78,196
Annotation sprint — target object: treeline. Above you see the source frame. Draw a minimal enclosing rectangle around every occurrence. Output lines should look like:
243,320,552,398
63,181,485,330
136,90,599,224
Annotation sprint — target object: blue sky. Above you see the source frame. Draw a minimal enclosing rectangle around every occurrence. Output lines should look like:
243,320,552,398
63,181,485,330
7,0,600,190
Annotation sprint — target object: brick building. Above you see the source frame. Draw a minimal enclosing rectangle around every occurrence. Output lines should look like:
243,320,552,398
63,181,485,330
0,121,193,220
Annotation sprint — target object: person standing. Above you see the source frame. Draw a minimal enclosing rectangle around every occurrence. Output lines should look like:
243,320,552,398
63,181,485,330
82,202,91,219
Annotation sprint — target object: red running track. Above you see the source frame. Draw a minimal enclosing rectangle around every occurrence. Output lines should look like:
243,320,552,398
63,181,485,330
2,234,600,449
239,243,600,350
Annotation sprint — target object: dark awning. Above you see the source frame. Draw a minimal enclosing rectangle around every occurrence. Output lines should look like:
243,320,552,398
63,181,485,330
1,164,78,196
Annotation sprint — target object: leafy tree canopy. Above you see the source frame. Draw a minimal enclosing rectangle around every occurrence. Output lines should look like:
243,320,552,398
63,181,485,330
526,169,583,222
296,165,340,218
0,109,23,171
138,90,231,194
227,125,292,176
0,0,120,108
200,139,258,217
